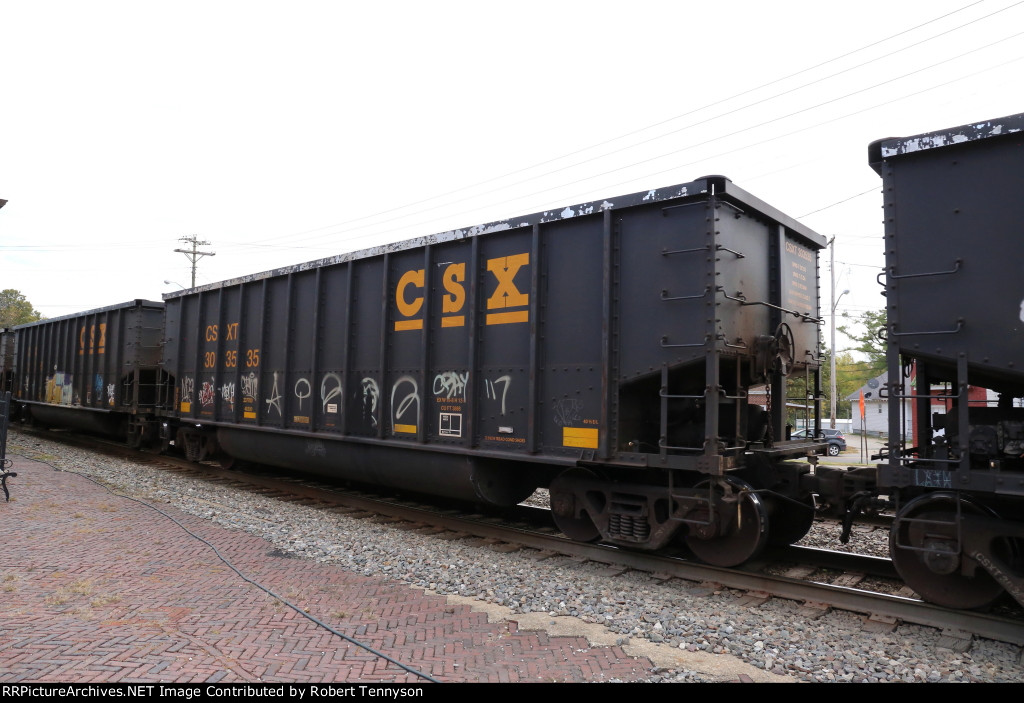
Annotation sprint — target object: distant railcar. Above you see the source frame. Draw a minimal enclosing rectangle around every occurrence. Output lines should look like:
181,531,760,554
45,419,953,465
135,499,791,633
11,300,165,442
0,328,15,395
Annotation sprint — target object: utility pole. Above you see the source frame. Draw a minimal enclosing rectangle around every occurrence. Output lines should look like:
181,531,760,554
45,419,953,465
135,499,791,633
829,237,848,430
174,236,215,288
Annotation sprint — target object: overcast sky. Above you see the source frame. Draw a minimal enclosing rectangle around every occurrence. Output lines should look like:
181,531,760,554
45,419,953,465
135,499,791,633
1,0,1021,355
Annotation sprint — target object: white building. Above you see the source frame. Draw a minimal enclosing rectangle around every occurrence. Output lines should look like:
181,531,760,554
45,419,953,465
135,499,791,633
846,371,907,438
847,368,997,439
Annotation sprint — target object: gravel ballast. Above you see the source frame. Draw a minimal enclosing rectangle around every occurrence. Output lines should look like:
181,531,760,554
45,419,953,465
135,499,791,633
11,434,1024,683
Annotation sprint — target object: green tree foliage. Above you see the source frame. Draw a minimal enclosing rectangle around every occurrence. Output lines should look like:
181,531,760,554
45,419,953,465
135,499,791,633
0,289,43,327
785,370,818,429
837,309,887,380
835,351,879,416
784,315,887,428
781,352,869,427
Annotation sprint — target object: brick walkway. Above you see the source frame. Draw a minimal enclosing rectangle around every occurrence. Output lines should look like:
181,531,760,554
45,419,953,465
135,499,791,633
0,456,660,683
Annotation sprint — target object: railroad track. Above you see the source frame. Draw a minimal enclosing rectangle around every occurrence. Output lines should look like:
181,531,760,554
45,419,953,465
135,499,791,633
13,426,1024,649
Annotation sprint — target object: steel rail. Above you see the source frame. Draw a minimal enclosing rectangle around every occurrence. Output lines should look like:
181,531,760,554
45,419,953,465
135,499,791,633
17,426,1024,648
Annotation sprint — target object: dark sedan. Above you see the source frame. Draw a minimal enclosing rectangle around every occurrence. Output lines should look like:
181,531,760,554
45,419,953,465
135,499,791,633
791,428,847,456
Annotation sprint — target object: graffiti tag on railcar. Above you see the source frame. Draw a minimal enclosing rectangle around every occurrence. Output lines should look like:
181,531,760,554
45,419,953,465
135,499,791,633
357,377,380,431
391,376,419,434
293,377,311,424
321,373,342,411
294,378,311,411
44,371,74,405
220,382,235,410
484,375,511,415
552,398,582,427
305,439,326,457
241,372,258,419
263,371,284,417
433,371,468,399
911,469,953,488
199,380,215,408
180,376,194,412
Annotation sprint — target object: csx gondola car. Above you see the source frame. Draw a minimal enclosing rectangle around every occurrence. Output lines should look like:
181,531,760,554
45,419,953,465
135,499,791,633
11,300,165,443
159,175,828,566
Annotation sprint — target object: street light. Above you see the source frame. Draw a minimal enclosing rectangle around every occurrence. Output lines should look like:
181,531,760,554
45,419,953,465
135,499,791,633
164,280,186,290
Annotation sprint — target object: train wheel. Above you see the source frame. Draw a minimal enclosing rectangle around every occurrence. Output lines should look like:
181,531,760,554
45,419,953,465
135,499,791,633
549,468,602,542
890,492,1006,610
684,477,769,566
767,493,816,546
126,422,145,450
178,430,205,462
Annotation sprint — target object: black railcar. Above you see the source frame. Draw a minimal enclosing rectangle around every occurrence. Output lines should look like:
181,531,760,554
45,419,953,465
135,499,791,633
868,112,1024,608
0,328,15,395
162,176,827,562
11,300,165,442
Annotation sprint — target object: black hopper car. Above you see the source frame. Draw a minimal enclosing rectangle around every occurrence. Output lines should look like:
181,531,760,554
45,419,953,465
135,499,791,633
866,113,1024,609
5,111,1024,612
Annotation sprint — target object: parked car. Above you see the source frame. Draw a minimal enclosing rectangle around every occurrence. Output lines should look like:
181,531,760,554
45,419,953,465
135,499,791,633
791,428,847,456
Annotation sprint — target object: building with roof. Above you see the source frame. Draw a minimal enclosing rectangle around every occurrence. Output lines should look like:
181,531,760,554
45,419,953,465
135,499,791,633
846,367,994,441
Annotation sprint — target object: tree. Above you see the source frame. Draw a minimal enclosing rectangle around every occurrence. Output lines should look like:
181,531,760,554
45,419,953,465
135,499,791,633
0,289,43,327
837,309,887,380
786,328,884,428
816,348,861,414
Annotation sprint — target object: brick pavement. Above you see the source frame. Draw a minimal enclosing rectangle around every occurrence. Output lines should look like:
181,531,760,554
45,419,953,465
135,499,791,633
0,456,661,683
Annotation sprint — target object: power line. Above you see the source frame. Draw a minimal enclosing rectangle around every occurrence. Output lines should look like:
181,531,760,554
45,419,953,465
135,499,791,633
226,31,1024,256
799,188,879,218
237,1,1004,250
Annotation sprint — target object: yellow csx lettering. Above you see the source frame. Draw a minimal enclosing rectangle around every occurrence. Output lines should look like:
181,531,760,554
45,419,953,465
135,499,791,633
394,262,469,331
441,263,466,328
393,256,529,330
78,323,108,355
205,322,239,342
394,269,426,331
485,253,529,325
